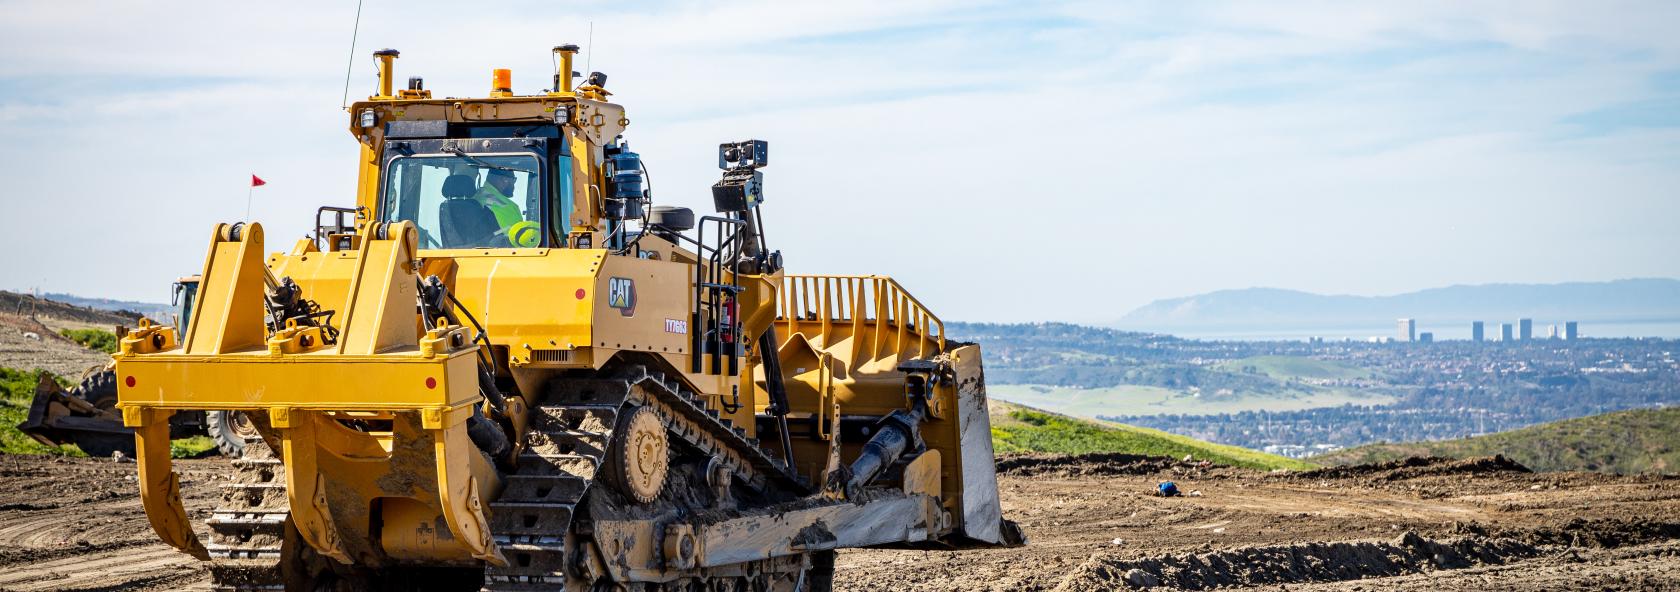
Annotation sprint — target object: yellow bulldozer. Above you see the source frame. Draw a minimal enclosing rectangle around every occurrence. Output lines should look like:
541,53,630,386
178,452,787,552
115,46,1021,591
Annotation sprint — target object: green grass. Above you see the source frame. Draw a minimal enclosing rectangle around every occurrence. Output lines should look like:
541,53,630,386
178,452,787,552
989,383,1392,417
171,435,219,458
990,401,1314,471
1311,407,1680,475
1213,355,1373,381
0,367,84,456
59,328,119,354
2,366,208,459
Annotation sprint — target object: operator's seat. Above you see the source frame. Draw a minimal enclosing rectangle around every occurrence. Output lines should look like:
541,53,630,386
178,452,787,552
438,174,498,247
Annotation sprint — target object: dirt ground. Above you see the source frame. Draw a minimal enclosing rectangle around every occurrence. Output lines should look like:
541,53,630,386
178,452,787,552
0,314,111,378
0,453,1676,591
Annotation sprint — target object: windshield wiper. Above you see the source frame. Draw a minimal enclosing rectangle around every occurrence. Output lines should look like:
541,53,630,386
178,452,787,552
444,147,531,174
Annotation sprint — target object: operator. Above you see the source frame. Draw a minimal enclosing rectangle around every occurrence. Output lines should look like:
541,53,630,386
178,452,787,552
475,168,523,230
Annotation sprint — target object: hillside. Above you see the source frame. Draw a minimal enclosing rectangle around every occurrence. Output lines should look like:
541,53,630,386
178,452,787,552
1116,278,1680,332
988,400,1313,471
0,291,142,327
36,292,173,322
1310,406,1680,474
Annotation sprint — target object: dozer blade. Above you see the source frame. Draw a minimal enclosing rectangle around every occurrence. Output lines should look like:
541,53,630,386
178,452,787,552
17,371,134,457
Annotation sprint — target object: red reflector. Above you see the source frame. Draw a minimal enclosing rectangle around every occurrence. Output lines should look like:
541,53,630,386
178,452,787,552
125,376,136,388
425,377,437,389
575,288,586,300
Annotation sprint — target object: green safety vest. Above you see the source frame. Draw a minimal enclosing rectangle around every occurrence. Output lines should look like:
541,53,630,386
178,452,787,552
475,185,522,229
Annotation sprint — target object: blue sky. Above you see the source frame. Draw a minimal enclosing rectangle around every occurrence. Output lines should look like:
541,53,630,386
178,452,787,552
1,1,1676,322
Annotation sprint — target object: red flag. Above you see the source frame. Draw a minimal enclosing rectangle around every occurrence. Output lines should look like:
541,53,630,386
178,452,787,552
251,174,267,187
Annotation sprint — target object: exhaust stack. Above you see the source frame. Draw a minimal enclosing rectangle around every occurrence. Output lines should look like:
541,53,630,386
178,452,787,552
373,49,399,98
553,44,579,94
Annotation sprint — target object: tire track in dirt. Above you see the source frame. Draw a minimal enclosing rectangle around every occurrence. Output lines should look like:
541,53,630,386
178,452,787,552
0,500,151,551
0,545,200,591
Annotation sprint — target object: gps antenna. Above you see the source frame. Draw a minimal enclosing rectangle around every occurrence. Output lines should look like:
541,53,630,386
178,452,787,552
339,0,365,109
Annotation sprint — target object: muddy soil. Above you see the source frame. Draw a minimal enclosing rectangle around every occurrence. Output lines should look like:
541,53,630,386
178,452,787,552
839,453,1680,591
1,453,1676,591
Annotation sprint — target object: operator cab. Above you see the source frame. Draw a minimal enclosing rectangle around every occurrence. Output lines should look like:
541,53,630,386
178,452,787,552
379,136,572,250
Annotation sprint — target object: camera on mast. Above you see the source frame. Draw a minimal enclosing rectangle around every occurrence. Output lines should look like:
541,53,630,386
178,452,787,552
712,140,768,212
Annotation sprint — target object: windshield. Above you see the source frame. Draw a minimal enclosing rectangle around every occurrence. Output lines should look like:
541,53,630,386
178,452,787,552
383,154,543,249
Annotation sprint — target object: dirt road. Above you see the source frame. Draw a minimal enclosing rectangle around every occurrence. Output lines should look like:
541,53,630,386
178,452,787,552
1,453,1676,591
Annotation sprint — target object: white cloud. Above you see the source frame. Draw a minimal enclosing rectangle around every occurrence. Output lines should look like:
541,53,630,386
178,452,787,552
0,0,1675,323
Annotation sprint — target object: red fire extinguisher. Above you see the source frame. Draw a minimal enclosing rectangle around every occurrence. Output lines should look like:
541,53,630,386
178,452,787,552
721,295,737,344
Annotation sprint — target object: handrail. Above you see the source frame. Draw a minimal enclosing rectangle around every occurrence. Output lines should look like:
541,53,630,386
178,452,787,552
692,216,748,375
777,275,946,362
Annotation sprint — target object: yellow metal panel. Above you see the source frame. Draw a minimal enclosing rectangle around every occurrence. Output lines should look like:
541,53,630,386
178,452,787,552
590,255,691,356
184,224,270,355
337,223,421,355
447,249,599,365
357,144,380,214
117,349,480,412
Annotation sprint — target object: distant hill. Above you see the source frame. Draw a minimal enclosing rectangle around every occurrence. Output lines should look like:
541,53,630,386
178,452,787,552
1309,406,1680,475
989,400,1313,471
36,292,172,322
0,291,143,326
1116,278,1680,333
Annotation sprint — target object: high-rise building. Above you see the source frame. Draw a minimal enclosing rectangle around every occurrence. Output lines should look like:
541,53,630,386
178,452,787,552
1565,321,1578,341
1418,332,1434,343
1547,324,1559,339
1398,318,1416,342
1500,323,1514,342
1518,318,1533,341
1471,321,1485,342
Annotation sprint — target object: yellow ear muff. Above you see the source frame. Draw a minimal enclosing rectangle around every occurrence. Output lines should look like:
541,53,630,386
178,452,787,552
508,220,541,248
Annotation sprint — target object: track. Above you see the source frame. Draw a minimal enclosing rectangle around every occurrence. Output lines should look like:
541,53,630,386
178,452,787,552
206,439,287,591
485,365,810,590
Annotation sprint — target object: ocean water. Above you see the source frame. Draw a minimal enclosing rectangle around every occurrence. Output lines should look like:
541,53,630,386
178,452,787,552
1160,320,1680,342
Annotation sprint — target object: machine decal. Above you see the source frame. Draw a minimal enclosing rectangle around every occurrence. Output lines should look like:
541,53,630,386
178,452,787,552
607,277,636,315
664,319,688,334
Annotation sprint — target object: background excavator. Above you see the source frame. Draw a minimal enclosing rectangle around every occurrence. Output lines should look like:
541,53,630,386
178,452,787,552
114,45,1022,591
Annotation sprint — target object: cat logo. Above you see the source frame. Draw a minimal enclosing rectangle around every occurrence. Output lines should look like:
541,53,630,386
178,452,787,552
607,277,636,316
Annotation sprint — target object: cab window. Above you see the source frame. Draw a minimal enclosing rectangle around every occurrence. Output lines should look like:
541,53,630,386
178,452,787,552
383,154,544,249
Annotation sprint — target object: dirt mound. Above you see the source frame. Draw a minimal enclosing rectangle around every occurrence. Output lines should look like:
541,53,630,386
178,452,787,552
1053,532,1542,590
1456,516,1680,549
995,452,1205,478
1294,455,1530,481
